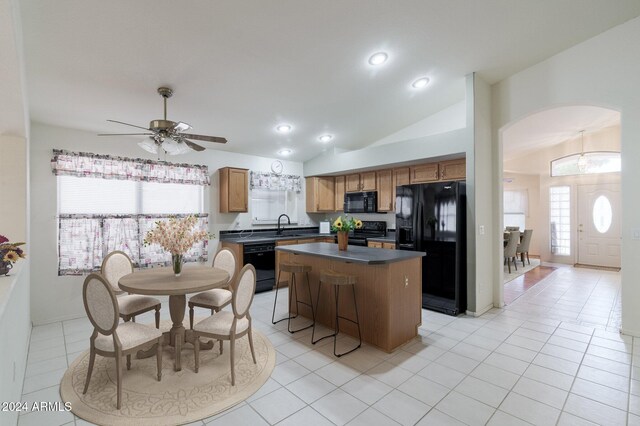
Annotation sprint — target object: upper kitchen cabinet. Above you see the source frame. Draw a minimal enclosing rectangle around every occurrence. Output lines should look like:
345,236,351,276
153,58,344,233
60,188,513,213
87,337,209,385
409,163,439,184
334,175,345,212
376,169,393,212
219,167,248,213
439,158,466,181
346,172,376,192
306,176,335,212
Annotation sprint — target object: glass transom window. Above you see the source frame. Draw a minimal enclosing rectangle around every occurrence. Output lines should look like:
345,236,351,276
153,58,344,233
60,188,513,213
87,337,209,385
551,151,621,177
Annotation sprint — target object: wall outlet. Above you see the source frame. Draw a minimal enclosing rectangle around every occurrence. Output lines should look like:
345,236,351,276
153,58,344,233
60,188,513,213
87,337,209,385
479,225,485,235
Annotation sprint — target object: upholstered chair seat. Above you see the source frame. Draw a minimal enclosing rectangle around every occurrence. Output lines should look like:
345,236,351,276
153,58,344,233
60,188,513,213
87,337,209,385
189,289,232,308
94,322,163,352
194,311,249,336
117,295,162,316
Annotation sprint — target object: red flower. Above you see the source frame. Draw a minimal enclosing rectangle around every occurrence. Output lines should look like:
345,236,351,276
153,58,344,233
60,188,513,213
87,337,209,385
0,235,8,244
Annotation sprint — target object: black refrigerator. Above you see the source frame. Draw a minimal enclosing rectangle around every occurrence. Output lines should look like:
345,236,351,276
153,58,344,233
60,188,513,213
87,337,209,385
396,181,466,316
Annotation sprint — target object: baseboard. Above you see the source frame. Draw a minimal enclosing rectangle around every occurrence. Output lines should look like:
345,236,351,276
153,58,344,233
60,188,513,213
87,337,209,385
466,303,493,317
621,327,640,338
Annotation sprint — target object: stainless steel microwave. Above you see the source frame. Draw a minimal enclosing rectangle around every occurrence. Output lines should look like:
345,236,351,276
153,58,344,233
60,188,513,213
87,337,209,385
344,191,377,213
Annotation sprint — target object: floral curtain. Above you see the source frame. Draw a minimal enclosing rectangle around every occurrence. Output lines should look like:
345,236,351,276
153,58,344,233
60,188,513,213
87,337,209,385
51,149,210,186
249,171,302,193
58,214,208,275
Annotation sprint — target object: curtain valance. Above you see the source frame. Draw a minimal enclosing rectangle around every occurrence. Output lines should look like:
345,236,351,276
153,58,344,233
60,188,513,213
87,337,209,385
249,171,302,193
51,149,210,185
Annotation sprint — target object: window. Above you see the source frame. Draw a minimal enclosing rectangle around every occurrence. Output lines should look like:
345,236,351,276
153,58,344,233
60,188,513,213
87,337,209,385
503,189,528,231
250,188,298,225
593,195,613,234
550,186,570,256
52,150,209,275
551,151,621,177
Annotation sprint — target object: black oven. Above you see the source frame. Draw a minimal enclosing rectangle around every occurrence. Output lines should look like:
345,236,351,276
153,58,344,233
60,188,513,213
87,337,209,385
344,191,377,213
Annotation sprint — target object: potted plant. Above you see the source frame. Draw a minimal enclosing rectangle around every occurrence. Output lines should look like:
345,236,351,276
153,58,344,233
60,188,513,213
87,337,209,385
143,216,209,276
331,215,362,251
0,235,26,276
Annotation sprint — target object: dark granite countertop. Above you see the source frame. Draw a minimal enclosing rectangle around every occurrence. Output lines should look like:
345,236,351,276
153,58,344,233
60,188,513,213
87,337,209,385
367,234,396,243
276,242,425,264
220,232,332,245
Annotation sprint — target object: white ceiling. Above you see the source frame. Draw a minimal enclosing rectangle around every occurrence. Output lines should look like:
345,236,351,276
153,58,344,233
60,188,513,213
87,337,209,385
19,1,640,161
502,106,621,161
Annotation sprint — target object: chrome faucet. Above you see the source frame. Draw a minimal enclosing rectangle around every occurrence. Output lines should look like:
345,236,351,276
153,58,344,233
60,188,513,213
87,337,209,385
277,214,291,235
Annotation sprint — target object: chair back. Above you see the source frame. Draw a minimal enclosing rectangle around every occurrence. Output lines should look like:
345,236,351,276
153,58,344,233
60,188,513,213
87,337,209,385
504,231,520,258
505,226,520,232
101,251,134,293
518,229,533,252
83,273,119,335
213,248,237,287
232,264,256,318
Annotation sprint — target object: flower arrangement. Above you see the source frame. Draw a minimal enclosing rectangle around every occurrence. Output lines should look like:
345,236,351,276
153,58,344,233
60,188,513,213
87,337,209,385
143,216,209,276
330,215,362,233
0,235,26,276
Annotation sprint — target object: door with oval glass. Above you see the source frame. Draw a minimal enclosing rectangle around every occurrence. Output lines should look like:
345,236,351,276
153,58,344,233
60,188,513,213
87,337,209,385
577,183,621,268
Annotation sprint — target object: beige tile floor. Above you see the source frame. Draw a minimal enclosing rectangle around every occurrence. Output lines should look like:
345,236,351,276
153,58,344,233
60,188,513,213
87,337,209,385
18,264,637,426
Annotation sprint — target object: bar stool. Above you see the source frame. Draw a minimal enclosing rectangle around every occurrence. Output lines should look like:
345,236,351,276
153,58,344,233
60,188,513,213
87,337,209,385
272,261,315,333
311,270,362,357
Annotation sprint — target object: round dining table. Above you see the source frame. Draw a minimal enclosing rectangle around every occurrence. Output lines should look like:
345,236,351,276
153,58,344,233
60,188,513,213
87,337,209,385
119,264,230,371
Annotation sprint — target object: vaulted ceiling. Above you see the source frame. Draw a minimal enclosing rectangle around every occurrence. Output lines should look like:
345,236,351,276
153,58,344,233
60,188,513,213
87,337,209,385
19,0,640,161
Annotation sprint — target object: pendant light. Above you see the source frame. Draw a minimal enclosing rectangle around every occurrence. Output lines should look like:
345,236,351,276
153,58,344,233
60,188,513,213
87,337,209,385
577,130,588,173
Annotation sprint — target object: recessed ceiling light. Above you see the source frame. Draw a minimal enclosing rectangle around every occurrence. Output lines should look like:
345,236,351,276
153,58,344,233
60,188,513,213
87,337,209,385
278,149,292,156
368,52,388,66
411,77,430,89
276,124,292,133
318,134,334,143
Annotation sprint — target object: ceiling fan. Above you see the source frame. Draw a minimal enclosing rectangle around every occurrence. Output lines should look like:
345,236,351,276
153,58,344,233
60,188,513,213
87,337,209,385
98,87,227,155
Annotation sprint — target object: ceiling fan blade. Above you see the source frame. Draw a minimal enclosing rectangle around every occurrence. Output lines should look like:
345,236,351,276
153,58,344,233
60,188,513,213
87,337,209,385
173,121,192,132
183,139,206,151
181,133,227,144
106,119,151,131
98,133,154,136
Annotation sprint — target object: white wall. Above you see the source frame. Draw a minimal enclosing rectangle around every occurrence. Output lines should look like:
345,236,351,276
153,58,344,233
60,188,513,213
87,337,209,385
369,101,466,147
492,16,640,335
0,135,27,242
29,122,311,324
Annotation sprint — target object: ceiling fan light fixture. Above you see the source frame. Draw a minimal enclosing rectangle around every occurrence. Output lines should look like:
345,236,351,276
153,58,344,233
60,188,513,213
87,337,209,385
174,122,192,132
577,130,589,173
138,137,158,154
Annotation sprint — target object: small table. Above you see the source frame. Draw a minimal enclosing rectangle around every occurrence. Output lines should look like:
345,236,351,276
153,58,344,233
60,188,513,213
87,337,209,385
119,265,229,371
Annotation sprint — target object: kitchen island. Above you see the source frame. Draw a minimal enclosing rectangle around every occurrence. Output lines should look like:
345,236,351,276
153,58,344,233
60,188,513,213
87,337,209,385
275,242,425,352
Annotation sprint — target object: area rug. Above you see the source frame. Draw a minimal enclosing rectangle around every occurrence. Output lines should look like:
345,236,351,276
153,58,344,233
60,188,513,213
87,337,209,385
574,263,621,272
60,323,275,426
503,258,541,283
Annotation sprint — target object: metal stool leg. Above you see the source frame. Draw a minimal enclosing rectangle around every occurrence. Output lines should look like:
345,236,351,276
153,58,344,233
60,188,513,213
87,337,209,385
312,281,336,345
334,283,362,357
288,271,315,333
272,270,297,324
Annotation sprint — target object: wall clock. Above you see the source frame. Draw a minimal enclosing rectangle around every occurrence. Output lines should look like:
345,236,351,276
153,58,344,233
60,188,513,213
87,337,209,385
271,160,284,175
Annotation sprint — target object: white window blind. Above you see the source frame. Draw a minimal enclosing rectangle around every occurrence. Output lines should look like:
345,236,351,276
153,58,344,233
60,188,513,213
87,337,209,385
250,188,298,225
503,189,529,216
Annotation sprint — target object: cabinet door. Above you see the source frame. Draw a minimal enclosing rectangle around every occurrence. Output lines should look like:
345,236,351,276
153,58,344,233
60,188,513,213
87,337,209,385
382,242,396,250
361,172,377,191
376,170,393,212
345,174,361,192
275,239,298,287
368,241,383,248
392,167,410,211
410,163,439,183
334,176,345,212
228,168,248,211
317,176,335,211
439,159,466,181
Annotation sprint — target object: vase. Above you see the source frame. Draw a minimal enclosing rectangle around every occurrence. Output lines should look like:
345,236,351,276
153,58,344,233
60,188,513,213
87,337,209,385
171,254,183,276
0,261,12,276
337,231,349,251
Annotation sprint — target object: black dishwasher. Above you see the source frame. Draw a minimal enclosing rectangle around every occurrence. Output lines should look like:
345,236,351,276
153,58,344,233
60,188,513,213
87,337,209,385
243,242,275,293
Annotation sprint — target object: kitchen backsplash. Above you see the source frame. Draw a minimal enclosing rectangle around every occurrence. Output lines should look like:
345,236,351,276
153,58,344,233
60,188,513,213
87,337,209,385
322,211,395,230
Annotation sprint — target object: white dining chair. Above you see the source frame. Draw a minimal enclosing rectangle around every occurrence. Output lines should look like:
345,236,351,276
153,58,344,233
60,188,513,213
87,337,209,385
192,264,257,385
82,273,163,409
101,251,162,328
517,229,534,266
188,248,237,333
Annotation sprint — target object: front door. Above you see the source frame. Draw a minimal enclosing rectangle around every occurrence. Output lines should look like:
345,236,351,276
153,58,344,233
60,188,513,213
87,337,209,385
577,183,621,267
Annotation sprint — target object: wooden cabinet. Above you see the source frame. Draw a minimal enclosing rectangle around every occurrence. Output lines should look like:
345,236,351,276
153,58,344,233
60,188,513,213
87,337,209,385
219,167,248,213
346,172,376,192
334,175,345,212
409,163,439,184
382,242,396,250
393,167,410,211
275,240,298,288
439,158,466,181
368,241,396,250
376,169,393,212
306,177,335,212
